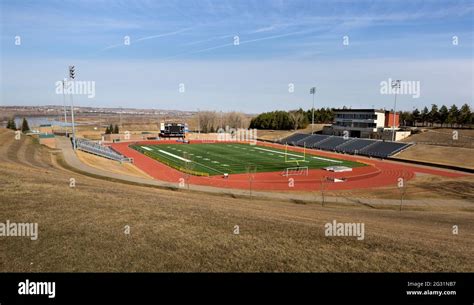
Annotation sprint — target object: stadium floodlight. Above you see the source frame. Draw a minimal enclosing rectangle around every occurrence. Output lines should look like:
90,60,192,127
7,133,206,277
391,80,401,141
69,65,75,79
310,87,316,134
68,65,77,150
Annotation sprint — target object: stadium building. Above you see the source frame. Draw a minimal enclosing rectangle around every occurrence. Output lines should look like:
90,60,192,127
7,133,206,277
324,109,408,140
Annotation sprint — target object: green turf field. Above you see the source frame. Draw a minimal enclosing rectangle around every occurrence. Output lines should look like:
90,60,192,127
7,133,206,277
130,143,364,176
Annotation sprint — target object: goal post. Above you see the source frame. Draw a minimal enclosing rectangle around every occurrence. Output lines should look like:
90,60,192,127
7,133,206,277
284,143,306,166
282,166,309,177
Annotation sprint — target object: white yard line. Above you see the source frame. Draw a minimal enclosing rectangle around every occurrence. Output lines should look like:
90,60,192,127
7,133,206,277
158,149,191,162
254,147,342,163
311,156,342,163
141,146,152,151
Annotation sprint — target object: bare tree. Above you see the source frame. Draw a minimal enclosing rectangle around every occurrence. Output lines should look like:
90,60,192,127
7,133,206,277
289,111,304,130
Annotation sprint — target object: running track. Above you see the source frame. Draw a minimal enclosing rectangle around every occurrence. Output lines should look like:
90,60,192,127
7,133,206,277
110,140,467,191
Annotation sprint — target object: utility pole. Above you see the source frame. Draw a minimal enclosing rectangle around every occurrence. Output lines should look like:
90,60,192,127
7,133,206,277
310,87,316,134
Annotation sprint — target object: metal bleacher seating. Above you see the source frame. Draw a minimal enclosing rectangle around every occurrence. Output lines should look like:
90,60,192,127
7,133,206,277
336,138,375,154
314,136,351,151
280,133,412,158
359,141,411,158
76,138,132,162
300,134,330,148
280,133,312,146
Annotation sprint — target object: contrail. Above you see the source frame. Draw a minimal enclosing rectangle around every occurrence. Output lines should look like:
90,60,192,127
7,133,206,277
160,29,311,61
100,27,192,51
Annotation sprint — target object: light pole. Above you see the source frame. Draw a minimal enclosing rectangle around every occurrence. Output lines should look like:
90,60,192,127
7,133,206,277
197,108,200,139
310,87,316,134
62,78,68,136
391,80,401,142
69,65,77,150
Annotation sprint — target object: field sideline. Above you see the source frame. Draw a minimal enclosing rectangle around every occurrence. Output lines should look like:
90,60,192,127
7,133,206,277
130,143,363,176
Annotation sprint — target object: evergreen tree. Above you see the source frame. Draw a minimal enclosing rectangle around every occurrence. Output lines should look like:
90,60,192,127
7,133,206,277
421,106,429,126
105,126,110,134
412,108,420,126
7,118,17,130
21,118,30,133
428,104,439,126
459,103,472,127
439,105,448,127
447,104,459,127
6,119,13,129
114,124,119,134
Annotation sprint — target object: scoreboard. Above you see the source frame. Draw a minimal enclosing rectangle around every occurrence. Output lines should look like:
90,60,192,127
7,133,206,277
160,123,185,138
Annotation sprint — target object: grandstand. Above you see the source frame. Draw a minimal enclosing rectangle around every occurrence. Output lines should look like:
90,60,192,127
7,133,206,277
76,138,133,162
280,133,412,158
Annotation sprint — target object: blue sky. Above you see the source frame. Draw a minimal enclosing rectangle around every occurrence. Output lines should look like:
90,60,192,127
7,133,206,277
1,0,473,112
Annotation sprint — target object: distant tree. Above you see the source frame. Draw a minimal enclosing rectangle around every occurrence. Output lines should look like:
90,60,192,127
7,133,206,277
447,104,459,127
412,108,420,126
114,124,119,134
21,118,30,133
428,104,439,127
105,126,110,134
399,111,413,126
439,105,448,127
6,118,16,130
459,103,472,127
288,110,305,130
421,106,429,127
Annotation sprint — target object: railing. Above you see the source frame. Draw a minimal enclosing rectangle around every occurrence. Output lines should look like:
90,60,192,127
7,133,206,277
76,138,132,163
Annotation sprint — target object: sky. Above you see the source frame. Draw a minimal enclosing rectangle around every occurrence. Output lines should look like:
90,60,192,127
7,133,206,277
0,0,473,113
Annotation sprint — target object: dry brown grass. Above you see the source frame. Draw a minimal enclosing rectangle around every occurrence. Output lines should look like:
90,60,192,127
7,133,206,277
401,128,474,148
76,150,152,179
322,174,474,201
394,144,474,169
0,128,473,272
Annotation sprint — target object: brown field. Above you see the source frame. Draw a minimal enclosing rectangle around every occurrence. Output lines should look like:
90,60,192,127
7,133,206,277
0,128,473,272
401,128,474,148
76,150,152,179
395,144,474,169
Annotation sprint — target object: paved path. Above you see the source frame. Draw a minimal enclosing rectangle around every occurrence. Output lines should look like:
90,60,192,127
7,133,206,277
56,137,473,208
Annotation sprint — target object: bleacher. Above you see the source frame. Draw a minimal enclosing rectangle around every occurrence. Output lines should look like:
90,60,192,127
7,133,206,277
336,139,375,154
281,133,412,158
76,138,132,162
359,141,410,158
315,136,351,151
280,133,313,146
301,134,330,148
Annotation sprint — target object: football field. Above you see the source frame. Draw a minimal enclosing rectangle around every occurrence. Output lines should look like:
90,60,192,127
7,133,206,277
130,143,364,176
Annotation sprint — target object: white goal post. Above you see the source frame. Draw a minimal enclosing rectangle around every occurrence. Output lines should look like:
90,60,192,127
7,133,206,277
282,166,309,177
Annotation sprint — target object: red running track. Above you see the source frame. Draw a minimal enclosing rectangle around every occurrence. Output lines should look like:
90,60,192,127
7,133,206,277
110,140,468,191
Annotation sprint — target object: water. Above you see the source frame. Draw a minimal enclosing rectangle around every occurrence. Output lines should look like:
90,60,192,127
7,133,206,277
14,116,80,127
